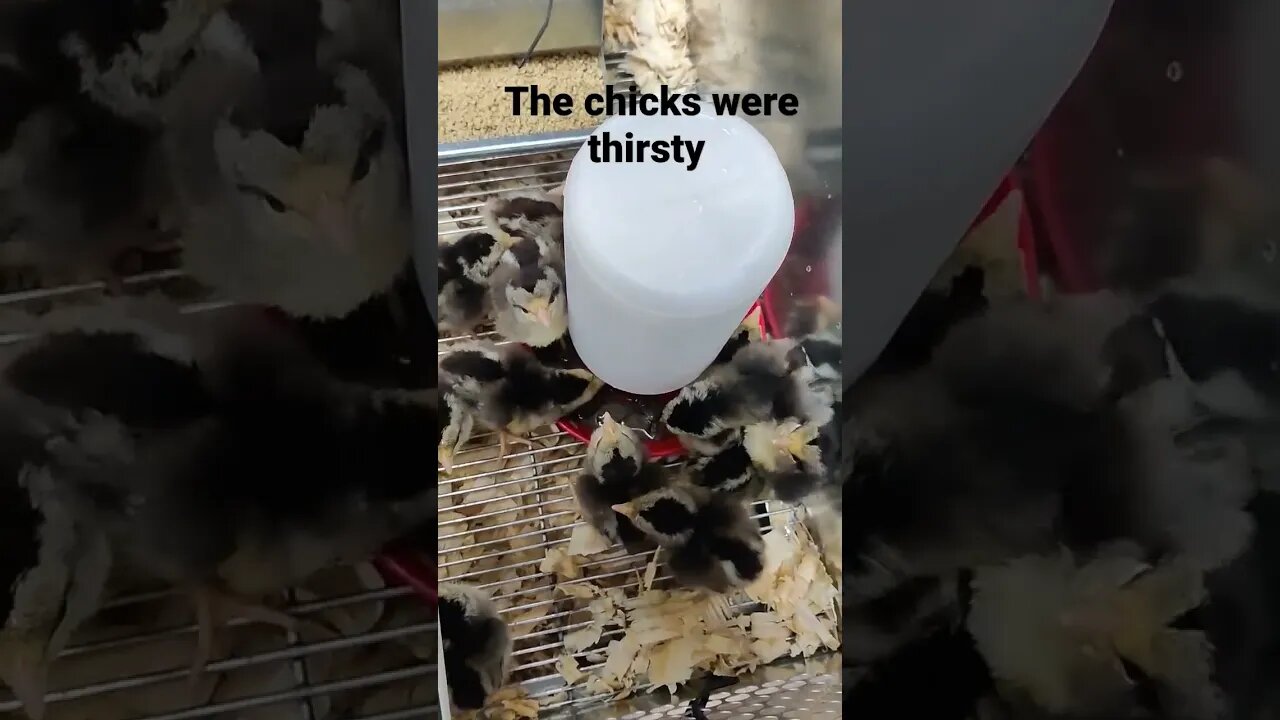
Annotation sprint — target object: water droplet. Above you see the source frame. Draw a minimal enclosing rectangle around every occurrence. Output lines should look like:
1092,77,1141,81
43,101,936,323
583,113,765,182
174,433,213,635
805,265,812,273
826,194,832,199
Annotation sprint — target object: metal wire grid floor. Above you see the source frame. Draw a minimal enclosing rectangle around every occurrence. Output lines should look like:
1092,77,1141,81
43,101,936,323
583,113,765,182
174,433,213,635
0,275,439,720
437,145,834,717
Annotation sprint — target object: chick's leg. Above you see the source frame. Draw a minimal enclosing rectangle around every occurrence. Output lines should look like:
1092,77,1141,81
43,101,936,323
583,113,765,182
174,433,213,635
187,585,304,684
0,639,51,720
496,430,537,462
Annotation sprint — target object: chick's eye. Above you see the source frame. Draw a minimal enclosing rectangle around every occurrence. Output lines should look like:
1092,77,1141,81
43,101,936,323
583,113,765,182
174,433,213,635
236,184,286,213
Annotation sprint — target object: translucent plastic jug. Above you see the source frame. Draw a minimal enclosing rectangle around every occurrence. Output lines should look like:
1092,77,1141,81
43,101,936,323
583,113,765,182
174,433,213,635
563,108,794,395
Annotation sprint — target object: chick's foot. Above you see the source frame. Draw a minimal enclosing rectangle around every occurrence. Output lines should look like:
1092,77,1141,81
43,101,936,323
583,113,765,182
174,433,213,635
186,586,311,686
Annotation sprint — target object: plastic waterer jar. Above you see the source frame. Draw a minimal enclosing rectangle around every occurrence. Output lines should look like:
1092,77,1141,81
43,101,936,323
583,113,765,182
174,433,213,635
563,108,795,395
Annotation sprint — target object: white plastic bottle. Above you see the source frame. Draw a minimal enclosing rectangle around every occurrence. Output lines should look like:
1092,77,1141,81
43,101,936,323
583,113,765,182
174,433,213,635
563,106,795,395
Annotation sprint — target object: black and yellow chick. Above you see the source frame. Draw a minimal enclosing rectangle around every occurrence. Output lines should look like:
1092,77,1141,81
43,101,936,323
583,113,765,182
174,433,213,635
661,338,805,454
8,299,438,684
687,435,763,497
572,412,668,551
743,396,841,503
968,546,1221,720
439,340,602,461
438,230,504,334
842,296,1254,604
439,582,512,711
664,335,834,468
164,1,409,320
614,483,765,593
484,190,568,347
481,188,564,245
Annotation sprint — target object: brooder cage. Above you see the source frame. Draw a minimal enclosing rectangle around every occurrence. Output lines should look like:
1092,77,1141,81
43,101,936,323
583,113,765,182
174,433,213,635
425,0,845,717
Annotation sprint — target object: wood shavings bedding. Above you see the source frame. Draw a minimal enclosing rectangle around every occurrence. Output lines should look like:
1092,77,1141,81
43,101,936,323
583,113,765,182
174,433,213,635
546,516,841,698
458,686,540,720
438,53,603,144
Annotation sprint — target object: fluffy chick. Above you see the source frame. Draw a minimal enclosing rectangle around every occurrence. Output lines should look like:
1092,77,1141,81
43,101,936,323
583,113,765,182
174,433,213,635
661,337,814,453
687,434,763,497
784,294,843,389
439,340,602,459
9,301,437,681
481,189,564,246
968,546,1221,720
488,235,567,347
614,483,765,592
743,396,840,503
483,190,568,347
438,389,475,474
165,23,408,319
0,403,112,720
572,413,667,550
438,231,504,333
438,582,512,711
843,295,1254,603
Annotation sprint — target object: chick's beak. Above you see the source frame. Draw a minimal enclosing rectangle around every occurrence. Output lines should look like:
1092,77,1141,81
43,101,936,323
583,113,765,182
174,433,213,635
611,502,637,519
534,305,553,326
599,412,621,443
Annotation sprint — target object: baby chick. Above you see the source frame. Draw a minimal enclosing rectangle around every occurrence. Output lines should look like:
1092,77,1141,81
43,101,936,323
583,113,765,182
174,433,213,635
438,388,475,474
784,294,843,389
164,20,409,319
488,237,568,347
842,295,1255,601
481,189,564,246
613,483,765,592
968,546,1221,720
438,231,504,334
743,396,840,503
572,413,668,550
438,582,512,711
661,337,810,453
10,301,438,682
484,190,568,347
687,435,763,497
439,340,602,460
0,406,112,720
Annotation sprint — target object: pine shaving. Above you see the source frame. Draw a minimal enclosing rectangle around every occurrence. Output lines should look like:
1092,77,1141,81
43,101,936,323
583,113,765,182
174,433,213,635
554,524,841,696
568,524,613,556
456,687,539,720
559,654,587,685
540,547,581,579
